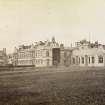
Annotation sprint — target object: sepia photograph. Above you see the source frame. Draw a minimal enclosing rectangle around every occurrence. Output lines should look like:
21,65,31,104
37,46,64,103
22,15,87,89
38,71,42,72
0,0,105,105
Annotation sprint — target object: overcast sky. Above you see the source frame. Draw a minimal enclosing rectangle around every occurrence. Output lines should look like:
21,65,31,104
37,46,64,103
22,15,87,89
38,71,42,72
0,0,105,53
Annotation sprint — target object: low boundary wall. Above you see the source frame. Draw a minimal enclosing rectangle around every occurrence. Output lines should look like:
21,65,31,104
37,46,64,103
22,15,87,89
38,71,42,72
0,65,105,72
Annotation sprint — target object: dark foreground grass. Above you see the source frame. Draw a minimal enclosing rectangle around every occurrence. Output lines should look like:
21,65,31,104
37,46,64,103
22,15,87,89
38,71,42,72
0,69,105,105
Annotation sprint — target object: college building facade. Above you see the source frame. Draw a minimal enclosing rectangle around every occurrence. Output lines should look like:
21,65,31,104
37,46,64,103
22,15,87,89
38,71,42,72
10,38,105,68
71,40,105,67
12,37,61,67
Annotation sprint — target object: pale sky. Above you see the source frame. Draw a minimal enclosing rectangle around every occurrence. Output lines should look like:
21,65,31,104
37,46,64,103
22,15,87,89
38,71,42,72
0,0,105,53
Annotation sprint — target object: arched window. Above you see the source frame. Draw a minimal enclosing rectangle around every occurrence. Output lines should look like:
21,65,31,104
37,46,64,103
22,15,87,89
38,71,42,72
82,57,84,64
98,56,103,63
88,57,90,64
72,58,75,64
92,56,95,64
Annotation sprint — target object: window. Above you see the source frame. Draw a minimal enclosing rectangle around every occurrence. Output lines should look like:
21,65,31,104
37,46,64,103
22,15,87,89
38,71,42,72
36,52,37,57
92,56,95,64
79,57,80,64
82,57,84,64
72,58,75,64
88,57,90,64
98,56,103,63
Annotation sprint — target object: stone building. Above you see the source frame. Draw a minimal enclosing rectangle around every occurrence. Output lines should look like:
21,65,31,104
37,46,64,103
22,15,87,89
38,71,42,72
13,37,61,67
12,38,105,68
71,40,105,67
13,45,35,66
33,38,60,67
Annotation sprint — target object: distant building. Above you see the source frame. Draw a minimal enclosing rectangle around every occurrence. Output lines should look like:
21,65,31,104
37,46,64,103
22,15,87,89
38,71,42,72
33,37,60,67
13,45,34,66
0,48,7,66
71,40,105,67
13,37,61,67
12,38,105,68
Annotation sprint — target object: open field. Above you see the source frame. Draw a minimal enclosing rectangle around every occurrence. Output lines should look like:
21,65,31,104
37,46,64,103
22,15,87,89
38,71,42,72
0,68,105,105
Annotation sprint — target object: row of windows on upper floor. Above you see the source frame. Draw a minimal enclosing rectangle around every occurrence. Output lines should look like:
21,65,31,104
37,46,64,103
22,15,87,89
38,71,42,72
72,56,104,64
17,51,50,58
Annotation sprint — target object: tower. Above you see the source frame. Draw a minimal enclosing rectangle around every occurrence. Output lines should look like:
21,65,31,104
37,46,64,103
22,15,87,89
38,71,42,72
52,37,55,43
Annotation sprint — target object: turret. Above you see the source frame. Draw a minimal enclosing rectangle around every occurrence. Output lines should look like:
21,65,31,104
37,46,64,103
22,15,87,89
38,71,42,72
52,37,55,43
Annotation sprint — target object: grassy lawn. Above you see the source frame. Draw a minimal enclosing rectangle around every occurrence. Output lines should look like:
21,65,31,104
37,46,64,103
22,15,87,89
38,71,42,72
0,69,105,105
